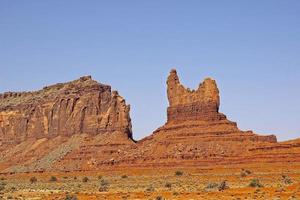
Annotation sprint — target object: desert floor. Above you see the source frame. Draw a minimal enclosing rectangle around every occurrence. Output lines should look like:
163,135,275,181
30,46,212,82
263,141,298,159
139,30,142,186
0,162,299,200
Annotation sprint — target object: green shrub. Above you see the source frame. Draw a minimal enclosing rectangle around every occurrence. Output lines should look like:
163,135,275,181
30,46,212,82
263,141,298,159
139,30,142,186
206,182,218,189
249,179,263,188
50,176,57,182
121,175,128,179
30,177,37,184
0,183,5,191
175,171,183,176
165,182,172,189
99,179,110,192
282,175,292,184
145,185,155,192
218,180,229,191
82,177,89,183
173,192,179,196
65,194,78,200
155,196,164,200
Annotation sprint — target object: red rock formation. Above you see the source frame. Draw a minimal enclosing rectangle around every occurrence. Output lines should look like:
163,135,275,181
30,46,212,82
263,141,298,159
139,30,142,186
121,69,281,167
0,70,299,173
0,76,132,145
167,69,225,122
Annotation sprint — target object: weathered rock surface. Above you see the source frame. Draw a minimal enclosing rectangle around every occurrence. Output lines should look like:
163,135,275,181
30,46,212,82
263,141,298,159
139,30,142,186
167,69,225,122
118,69,298,167
0,70,299,173
0,76,132,145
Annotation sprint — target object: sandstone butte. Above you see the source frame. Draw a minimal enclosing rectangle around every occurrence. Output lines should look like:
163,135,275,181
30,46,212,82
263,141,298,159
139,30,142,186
0,70,299,173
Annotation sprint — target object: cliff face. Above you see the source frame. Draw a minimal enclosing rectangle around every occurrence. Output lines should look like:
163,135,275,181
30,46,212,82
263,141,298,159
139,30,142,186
167,69,225,122
0,70,299,172
0,76,132,145
127,69,279,167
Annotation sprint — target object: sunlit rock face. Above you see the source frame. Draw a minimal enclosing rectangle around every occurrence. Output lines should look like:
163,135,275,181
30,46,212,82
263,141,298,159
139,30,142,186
166,69,225,122
0,76,132,145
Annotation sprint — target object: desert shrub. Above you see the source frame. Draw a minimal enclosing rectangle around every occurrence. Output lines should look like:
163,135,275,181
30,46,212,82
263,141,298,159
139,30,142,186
145,185,155,192
63,176,68,179
0,183,5,191
206,182,218,189
249,179,263,188
165,182,172,189
218,180,229,191
82,177,89,183
98,175,102,180
65,194,78,200
175,171,183,176
173,192,179,196
241,169,252,177
7,196,13,199
282,175,292,184
99,179,110,192
50,176,57,182
0,177,5,181
73,176,77,180
30,177,37,184
121,175,128,179
155,196,164,200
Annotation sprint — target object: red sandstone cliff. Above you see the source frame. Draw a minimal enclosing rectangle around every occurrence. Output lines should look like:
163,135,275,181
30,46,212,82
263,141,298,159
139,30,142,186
0,76,132,145
0,70,299,172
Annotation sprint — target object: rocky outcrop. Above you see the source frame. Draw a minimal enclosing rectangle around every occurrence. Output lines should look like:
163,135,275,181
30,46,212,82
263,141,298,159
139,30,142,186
167,69,225,122
122,69,280,167
0,69,299,172
0,76,132,145
163,69,276,143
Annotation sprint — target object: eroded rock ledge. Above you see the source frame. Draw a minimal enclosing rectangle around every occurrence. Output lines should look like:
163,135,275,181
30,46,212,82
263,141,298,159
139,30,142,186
0,76,132,144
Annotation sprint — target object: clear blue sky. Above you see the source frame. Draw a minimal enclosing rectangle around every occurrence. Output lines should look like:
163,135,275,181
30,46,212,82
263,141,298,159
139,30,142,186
0,1,299,141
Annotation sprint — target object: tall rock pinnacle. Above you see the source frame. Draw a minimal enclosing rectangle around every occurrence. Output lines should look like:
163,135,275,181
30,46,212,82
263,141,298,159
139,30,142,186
166,69,225,122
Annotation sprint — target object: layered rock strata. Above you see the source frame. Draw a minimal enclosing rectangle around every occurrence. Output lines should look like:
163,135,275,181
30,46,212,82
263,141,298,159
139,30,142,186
0,76,132,145
0,70,299,172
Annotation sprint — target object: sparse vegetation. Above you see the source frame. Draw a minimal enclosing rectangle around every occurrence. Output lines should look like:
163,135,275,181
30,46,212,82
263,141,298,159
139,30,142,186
282,175,292,184
165,182,172,189
30,177,37,184
218,180,229,191
145,185,155,192
98,175,102,180
99,179,110,192
82,177,89,183
249,179,263,188
0,182,6,191
241,169,252,177
65,194,78,200
155,196,164,200
175,171,183,176
121,175,128,179
206,182,218,189
50,176,57,182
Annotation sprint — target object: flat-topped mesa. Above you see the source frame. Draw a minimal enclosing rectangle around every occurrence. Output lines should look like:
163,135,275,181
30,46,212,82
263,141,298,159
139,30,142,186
0,76,132,144
167,69,226,122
